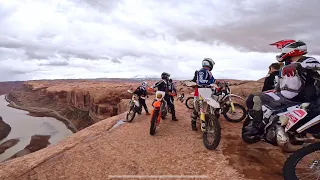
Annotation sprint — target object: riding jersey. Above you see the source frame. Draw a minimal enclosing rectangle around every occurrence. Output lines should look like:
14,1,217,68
192,68,215,86
275,56,320,102
134,86,147,97
152,79,169,92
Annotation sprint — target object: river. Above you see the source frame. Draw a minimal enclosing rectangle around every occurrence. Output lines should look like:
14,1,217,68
0,95,73,162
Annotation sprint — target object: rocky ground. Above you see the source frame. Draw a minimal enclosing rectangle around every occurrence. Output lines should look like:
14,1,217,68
0,78,291,180
0,116,11,141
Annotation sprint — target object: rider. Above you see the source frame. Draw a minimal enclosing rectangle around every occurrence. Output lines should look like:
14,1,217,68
262,63,281,92
246,62,281,109
134,81,150,115
151,72,178,121
244,40,320,137
191,58,216,131
168,79,177,103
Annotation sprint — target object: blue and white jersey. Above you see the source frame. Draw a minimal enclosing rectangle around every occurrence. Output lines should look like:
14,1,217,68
196,68,215,86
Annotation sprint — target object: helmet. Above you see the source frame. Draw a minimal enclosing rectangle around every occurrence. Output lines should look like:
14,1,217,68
270,40,307,62
169,79,172,83
161,72,170,80
202,58,215,71
142,81,147,87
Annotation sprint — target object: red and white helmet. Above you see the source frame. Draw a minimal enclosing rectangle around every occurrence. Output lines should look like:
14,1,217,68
270,40,307,62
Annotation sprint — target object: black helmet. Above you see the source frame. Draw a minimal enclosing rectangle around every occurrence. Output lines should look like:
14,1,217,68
161,72,170,80
169,79,172,83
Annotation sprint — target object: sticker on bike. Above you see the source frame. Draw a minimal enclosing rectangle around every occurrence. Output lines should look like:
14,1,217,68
285,108,308,131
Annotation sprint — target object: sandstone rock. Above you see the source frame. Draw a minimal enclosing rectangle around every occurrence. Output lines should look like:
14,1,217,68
0,116,11,141
0,139,20,154
8,134,51,160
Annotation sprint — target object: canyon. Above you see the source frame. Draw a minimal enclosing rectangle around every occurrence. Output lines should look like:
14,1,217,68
0,78,289,180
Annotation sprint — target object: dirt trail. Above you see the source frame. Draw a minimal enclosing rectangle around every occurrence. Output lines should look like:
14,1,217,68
0,99,286,180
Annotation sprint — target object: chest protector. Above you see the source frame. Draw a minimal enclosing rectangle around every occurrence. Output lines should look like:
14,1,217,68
278,59,308,99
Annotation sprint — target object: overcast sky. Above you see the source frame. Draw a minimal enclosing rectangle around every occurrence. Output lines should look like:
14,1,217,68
0,0,319,81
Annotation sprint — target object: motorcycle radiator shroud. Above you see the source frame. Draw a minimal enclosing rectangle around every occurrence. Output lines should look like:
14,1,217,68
263,104,320,144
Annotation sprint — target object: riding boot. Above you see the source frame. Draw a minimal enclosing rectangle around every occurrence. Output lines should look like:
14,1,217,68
171,109,178,121
243,110,264,136
191,111,198,131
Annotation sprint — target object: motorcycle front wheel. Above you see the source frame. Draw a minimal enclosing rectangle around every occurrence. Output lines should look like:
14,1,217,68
185,97,194,109
202,114,221,150
283,142,320,180
150,110,160,135
126,102,136,122
223,103,247,123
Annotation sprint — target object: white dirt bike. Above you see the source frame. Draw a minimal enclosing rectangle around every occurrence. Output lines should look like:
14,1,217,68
186,81,222,150
242,100,320,152
185,81,246,123
126,90,145,122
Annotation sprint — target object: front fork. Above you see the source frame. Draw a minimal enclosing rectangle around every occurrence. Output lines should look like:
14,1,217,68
198,98,206,132
151,101,162,124
229,96,235,113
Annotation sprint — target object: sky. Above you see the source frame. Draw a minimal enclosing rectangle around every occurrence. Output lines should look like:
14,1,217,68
0,0,320,81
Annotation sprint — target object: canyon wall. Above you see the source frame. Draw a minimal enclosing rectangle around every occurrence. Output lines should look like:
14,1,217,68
7,80,143,130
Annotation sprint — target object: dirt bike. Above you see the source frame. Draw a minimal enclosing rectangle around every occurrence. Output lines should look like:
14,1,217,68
125,90,145,122
176,93,185,103
282,142,320,180
185,81,221,150
242,99,320,153
148,90,167,135
185,81,247,123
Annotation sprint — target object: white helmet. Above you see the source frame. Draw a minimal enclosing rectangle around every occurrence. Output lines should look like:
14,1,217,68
202,58,215,71
142,81,147,87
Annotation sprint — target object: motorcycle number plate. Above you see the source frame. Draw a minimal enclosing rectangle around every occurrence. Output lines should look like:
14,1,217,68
284,108,308,131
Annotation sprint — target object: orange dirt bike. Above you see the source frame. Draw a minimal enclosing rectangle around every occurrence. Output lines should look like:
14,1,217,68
148,88,173,135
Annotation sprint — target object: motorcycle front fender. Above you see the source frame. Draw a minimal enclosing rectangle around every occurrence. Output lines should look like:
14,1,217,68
205,98,220,109
134,100,140,107
222,94,245,101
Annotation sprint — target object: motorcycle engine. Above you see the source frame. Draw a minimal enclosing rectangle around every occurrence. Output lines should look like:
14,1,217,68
265,124,278,145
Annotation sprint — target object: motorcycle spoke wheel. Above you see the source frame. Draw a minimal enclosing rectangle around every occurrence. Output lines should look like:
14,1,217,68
126,104,136,122
185,97,194,109
223,103,247,123
202,114,221,150
283,143,320,180
150,110,159,135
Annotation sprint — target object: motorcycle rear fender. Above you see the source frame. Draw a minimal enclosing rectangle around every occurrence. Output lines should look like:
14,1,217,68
296,114,320,133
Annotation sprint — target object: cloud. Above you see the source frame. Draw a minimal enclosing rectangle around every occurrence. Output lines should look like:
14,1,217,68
0,0,319,81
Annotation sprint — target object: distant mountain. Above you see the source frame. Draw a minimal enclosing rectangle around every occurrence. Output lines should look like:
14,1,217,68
0,81,24,95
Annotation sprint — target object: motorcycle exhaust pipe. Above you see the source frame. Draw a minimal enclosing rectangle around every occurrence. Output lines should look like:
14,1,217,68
276,125,303,153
